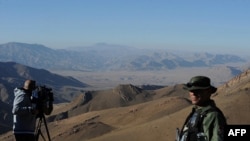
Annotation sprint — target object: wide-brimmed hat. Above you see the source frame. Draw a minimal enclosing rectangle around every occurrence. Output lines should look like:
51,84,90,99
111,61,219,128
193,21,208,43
183,76,217,93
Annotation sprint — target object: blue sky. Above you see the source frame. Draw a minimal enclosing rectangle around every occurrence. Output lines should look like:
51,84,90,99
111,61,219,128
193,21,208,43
0,0,249,54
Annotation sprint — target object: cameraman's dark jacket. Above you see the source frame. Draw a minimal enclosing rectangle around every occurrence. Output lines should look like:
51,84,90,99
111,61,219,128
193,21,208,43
12,88,37,134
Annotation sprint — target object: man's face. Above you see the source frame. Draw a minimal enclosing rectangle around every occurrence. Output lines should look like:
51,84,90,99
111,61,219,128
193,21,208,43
189,89,211,106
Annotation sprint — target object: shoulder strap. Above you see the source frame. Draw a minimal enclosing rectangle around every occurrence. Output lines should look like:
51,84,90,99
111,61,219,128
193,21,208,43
180,108,196,136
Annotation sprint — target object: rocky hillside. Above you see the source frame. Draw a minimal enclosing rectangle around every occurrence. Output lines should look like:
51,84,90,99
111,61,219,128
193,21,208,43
1,69,250,141
0,62,89,104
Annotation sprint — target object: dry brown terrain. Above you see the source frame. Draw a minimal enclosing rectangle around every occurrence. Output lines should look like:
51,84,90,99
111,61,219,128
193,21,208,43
1,68,250,141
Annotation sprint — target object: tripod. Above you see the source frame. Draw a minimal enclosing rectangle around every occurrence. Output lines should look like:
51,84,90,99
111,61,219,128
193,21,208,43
35,113,51,141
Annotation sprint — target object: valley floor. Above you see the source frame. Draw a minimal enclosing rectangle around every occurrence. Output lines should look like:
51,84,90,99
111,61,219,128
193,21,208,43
51,67,235,90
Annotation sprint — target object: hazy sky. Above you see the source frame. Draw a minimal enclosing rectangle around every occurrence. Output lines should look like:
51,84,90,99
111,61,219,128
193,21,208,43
0,0,249,54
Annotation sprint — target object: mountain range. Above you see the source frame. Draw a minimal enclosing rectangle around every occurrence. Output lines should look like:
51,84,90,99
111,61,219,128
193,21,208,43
0,42,247,71
0,42,250,140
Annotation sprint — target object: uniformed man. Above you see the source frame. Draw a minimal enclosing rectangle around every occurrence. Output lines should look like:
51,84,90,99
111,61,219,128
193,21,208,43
178,76,227,141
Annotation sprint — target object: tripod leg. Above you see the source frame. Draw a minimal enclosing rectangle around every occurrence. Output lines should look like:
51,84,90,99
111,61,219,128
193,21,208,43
35,115,51,141
42,114,52,141
35,118,42,141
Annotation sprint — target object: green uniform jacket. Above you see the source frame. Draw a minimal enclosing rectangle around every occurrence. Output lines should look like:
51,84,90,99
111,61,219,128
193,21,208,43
198,100,226,141
181,100,227,141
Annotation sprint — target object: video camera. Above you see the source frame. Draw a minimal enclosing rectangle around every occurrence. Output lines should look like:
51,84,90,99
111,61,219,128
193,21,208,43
31,85,54,115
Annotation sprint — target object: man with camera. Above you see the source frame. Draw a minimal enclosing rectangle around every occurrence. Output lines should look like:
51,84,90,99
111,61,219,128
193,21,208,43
12,80,40,141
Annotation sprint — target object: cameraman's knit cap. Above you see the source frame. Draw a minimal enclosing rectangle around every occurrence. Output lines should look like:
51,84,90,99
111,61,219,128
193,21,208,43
183,76,217,93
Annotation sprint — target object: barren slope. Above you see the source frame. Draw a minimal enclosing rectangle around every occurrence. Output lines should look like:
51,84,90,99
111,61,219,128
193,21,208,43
1,70,250,141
